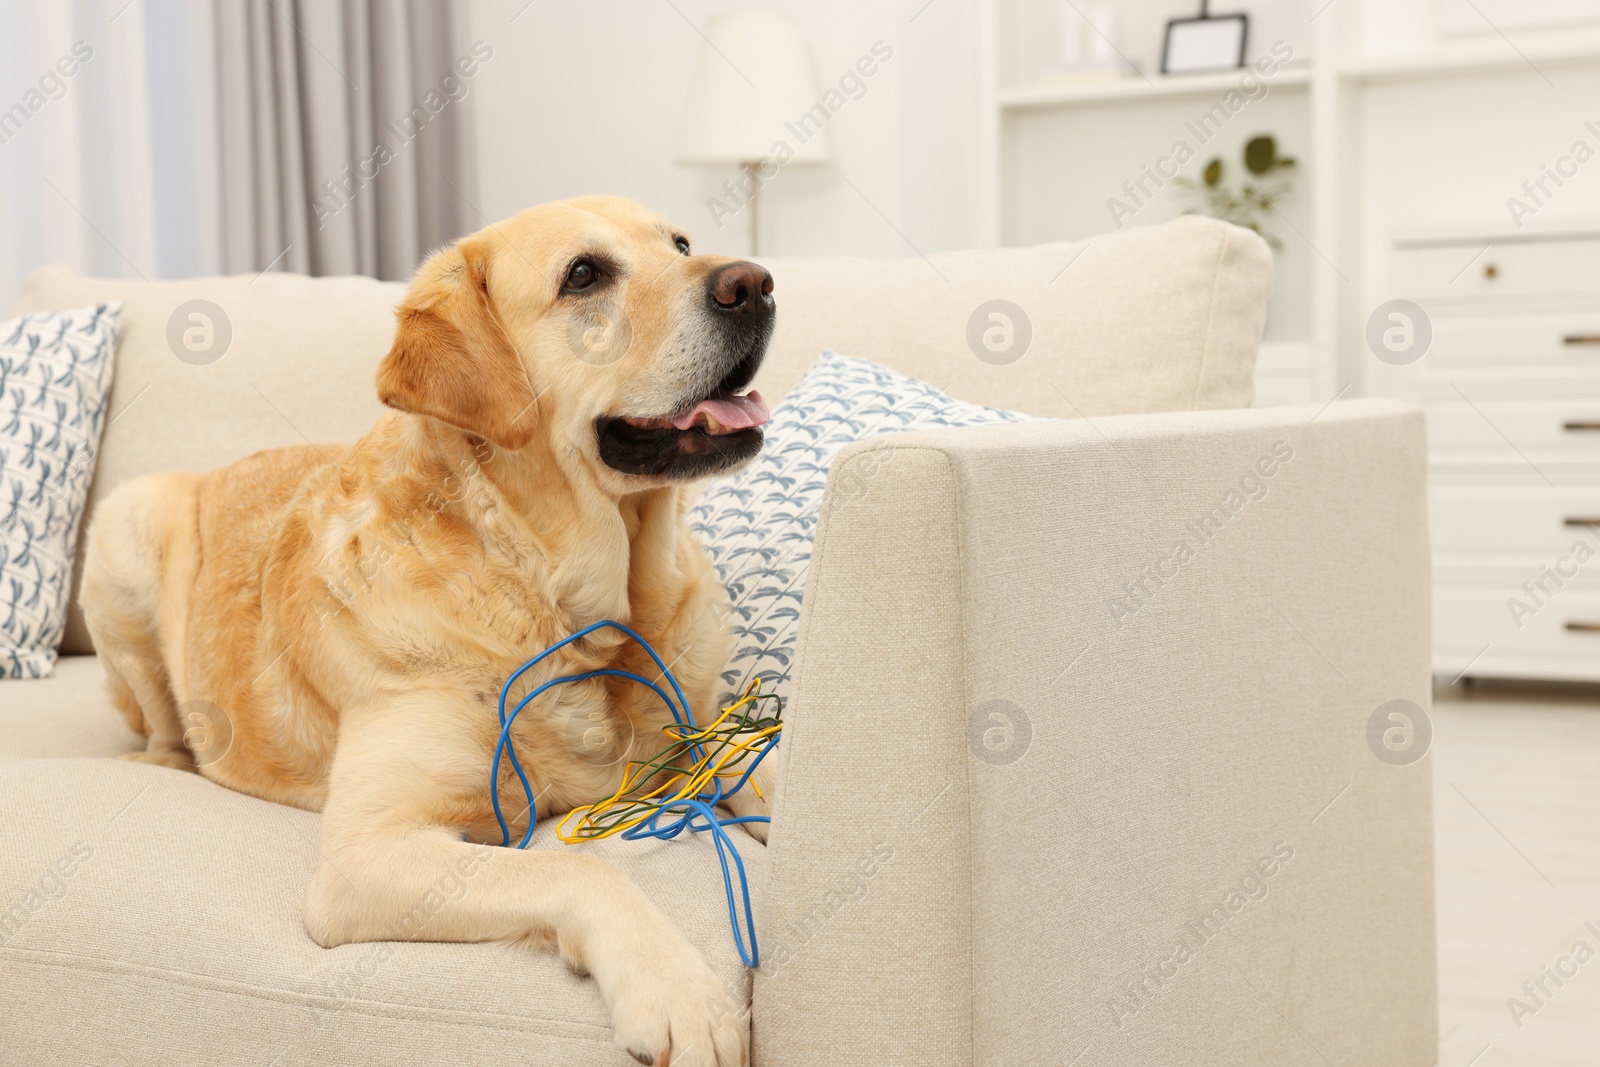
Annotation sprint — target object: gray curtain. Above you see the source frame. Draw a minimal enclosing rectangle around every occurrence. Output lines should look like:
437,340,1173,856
214,0,473,281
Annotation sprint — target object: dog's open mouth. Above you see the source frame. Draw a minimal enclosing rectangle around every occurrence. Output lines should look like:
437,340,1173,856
616,390,770,436
596,388,769,478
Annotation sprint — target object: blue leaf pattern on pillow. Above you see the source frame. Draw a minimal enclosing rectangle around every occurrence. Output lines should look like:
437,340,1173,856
0,303,122,679
689,351,1030,704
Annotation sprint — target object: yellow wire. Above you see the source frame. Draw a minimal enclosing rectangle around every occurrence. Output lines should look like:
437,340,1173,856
557,680,780,844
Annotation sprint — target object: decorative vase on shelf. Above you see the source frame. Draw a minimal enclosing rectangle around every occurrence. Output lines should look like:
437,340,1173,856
1033,2,1135,88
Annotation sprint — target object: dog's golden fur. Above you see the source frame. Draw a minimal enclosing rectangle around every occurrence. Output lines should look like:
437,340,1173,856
80,197,772,1067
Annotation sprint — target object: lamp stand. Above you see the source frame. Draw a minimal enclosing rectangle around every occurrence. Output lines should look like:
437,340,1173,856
744,161,761,257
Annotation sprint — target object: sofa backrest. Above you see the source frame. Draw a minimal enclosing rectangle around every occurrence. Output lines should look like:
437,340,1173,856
9,214,1270,655
754,215,1270,416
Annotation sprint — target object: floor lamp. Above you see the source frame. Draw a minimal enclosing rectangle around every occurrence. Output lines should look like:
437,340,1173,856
676,13,830,257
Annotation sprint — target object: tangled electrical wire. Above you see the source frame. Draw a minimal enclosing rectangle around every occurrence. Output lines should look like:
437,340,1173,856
489,619,782,967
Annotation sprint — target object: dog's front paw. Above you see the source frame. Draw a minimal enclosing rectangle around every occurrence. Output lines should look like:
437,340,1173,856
595,926,746,1067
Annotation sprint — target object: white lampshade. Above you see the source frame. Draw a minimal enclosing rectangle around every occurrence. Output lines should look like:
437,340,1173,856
676,13,832,167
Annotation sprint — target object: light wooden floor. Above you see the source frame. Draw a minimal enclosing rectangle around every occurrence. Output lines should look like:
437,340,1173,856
1433,681,1600,1066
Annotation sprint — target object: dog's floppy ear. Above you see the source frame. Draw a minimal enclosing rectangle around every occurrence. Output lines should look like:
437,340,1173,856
377,236,539,450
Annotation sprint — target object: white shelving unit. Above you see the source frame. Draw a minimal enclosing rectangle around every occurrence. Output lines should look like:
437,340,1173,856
997,66,1313,109
975,0,1600,680
976,2,1600,399
976,1,1325,405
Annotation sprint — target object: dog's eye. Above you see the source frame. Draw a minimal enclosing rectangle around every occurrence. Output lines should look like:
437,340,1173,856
674,236,691,256
564,259,599,292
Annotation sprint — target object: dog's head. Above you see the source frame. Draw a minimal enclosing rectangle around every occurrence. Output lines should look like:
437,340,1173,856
377,196,774,487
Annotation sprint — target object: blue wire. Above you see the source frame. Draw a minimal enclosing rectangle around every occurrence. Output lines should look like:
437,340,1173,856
492,620,703,818
488,621,775,967
491,619,714,846
492,668,693,849
622,798,759,966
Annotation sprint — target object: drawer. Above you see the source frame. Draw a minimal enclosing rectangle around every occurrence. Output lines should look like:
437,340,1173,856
1436,556,1600,593
1390,369,1600,405
1432,455,1600,488
1427,401,1600,452
1393,237,1600,301
1431,486,1600,553
1425,313,1600,369
1436,586,1600,667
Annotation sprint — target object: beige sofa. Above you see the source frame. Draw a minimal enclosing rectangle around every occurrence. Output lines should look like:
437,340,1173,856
0,216,1437,1066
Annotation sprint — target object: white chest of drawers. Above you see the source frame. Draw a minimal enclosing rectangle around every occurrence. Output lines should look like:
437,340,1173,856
1376,226,1600,682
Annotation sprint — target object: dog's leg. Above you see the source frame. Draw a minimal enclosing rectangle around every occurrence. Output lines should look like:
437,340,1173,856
306,698,747,1067
79,473,201,771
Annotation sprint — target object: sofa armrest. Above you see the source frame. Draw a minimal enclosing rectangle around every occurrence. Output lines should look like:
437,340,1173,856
751,400,1435,1067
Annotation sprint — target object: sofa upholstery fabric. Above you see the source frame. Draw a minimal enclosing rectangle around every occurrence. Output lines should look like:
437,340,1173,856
0,758,762,1066
752,400,1436,1067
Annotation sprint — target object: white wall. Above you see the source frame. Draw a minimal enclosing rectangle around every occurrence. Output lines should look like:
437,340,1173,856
461,0,990,260
459,1,1316,262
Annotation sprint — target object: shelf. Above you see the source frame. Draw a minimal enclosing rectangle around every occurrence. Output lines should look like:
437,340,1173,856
994,44,1600,110
997,66,1311,110
1391,218,1600,248
1338,43,1600,83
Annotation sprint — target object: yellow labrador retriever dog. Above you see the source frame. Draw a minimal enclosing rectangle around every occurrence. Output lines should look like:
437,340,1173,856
79,197,774,1066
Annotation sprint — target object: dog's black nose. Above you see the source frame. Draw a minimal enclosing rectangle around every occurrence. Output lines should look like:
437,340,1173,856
708,261,774,313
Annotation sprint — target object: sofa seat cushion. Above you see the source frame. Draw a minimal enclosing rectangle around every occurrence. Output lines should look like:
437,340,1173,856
0,653,142,760
0,757,761,1065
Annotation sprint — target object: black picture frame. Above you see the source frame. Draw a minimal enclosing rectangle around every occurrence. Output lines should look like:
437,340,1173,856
1160,12,1249,76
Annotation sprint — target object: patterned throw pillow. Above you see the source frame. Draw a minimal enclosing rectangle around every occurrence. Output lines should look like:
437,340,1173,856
690,351,1031,703
1,303,122,679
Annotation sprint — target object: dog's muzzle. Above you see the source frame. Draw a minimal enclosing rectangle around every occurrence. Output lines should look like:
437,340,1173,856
596,261,775,479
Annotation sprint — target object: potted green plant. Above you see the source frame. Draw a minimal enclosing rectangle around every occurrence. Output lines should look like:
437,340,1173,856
1173,134,1296,248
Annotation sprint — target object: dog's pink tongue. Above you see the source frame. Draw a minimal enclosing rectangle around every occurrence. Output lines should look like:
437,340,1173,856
671,390,769,433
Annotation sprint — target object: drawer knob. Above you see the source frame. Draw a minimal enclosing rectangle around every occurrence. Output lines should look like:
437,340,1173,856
1567,622,1600,632
1484,263,1499,280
